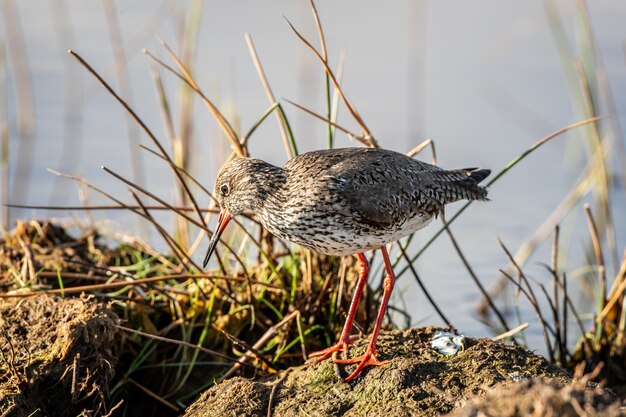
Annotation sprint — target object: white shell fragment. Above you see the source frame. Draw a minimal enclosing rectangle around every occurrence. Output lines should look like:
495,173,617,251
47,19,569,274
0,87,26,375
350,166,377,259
431,331,465,356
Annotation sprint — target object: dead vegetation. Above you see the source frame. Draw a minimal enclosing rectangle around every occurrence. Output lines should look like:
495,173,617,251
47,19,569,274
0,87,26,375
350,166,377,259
0,295,119,417
0,219,378,415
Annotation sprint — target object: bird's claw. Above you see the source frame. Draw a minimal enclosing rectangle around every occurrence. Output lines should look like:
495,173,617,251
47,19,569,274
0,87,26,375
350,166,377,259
308,340,351,364
334,348,387,382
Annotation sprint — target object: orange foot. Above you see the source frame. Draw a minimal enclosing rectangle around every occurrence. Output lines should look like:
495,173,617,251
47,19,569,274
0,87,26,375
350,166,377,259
334,348,388,382
308,339,351,364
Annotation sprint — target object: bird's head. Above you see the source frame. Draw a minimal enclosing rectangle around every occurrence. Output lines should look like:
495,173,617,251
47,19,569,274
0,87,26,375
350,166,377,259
213,157,273,217
203,157,282,268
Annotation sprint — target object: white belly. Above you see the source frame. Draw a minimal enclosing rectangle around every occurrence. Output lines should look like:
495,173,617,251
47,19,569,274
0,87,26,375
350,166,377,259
285,213,435,256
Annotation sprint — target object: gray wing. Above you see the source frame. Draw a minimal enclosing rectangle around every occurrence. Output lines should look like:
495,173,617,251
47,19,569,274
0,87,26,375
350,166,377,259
285,147,488,228
326,149,444,228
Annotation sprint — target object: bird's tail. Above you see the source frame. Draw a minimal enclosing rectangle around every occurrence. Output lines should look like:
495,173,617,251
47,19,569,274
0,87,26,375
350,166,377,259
460,167,490,201
439,168,491,204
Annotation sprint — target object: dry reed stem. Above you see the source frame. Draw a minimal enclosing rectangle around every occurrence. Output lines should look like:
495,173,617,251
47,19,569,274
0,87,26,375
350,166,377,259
102,0,145,200
283,98,362,143
584,204,606,304
67,50,207,231
284,17,377,147
476,120,607,313
442,214,510,332
245,34,293,159
498,238,555,360
492,323,529,342
406,139,437,164
215,327,276,372
218,310,299,382
153,40,245,157
128,378,180,412
308,0,334,147
113,324,243,365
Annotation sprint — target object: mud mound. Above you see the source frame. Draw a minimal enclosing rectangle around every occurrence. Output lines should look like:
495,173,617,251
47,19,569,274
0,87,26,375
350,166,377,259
448,378,625,417
0,295,120,417
184,327,570,417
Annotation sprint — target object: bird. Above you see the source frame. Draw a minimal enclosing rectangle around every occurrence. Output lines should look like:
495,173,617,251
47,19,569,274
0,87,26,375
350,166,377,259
203,147,490,382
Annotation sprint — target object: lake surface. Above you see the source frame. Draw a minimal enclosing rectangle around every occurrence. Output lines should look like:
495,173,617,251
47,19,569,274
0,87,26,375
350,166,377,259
2,0,625,350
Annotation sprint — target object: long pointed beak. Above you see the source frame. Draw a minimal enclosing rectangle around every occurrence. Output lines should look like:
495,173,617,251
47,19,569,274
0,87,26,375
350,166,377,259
203,210,232,268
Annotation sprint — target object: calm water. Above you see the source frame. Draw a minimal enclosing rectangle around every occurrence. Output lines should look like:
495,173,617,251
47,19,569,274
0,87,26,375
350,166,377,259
2,1,626,349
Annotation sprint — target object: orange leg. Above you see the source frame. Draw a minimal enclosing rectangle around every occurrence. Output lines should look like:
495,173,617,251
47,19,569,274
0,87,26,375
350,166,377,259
335,246,395,382
309,253,370,362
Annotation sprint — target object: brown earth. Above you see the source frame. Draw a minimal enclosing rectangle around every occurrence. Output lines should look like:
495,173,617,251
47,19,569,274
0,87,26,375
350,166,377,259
448,378,625,417
183,327,577,417
0,295,120,417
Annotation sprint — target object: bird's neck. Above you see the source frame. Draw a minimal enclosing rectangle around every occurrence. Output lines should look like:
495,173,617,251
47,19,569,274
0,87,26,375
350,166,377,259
250,163,287,211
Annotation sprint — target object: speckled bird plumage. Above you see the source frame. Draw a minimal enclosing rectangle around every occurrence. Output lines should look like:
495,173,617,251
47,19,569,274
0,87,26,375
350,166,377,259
212,147,490,256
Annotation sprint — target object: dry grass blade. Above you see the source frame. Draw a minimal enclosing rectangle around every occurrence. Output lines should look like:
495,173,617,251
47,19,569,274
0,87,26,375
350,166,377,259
102,165,222,276
127,378,180,412
308,0,333,147
283,17,378,147
308,0,328,70
7,203,219,213
498,238,556,360
218,310,299,382
102,0,145,197
114,324,250,365
441,214,511,332
398,116,605,281
129,190,196,275
584,204,606,305
45,167,245,285
149,64,176,145
0,273,214,298
101,166,204,231
556,271,595,356
396,242,452,327
596,253,626,324
67,50,206,229
283,98,368,146
154,40,245,157
549,226,567,364
245,34,295,158
215,327,276,373
406,138,437,164
492,323,529,342
499,269,555,357
537,280,570,361
148,60,194,246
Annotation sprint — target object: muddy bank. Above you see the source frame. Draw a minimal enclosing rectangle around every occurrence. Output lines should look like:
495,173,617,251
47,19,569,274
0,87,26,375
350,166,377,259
184,327,572,416
448,378,624,417
0,295,120,417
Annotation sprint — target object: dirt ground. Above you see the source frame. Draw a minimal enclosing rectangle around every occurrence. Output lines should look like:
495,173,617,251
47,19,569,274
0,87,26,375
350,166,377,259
183,327,593,417
448,378,625,417
0,295,120,417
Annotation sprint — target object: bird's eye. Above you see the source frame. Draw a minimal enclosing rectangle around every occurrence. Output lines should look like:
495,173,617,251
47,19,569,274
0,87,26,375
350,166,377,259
220,184,230,196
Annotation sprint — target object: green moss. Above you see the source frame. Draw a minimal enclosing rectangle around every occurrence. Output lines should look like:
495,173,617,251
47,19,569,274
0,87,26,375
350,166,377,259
184,327,572,417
